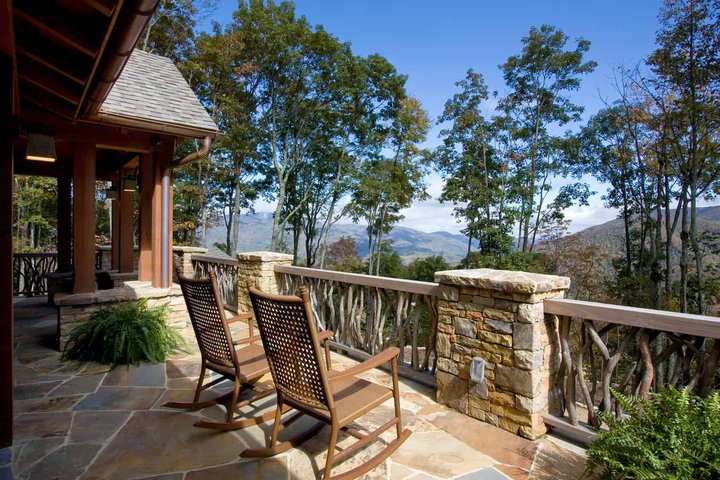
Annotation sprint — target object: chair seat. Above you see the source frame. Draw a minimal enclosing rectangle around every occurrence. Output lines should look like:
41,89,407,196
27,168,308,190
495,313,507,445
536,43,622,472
300,375,393,426
209,343,269,383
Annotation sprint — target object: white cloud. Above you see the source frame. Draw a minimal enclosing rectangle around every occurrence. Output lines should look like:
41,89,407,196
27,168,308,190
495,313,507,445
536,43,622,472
251,174,621,236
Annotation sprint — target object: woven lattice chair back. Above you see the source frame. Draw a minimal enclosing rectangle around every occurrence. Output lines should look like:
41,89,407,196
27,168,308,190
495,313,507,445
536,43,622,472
248,285,330,411
177,272,237,369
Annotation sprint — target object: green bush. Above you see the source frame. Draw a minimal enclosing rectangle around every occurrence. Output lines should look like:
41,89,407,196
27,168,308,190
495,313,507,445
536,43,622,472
62,299,186,366
586,386,720,479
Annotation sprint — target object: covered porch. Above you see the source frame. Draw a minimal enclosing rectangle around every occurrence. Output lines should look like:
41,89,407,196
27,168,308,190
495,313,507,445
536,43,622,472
1,0,219,447
4,296,586,479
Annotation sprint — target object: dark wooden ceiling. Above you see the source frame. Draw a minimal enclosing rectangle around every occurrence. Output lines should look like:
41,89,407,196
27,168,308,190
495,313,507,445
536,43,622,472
13,0,121,121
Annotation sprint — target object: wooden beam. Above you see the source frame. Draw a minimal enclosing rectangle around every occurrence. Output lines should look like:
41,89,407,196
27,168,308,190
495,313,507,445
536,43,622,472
73,142,97,293
83,0,116,17
22,107,161,153
138,153,153,282
16,47,87,85
0,51,15,448
14,6,100,58
70,0,121,120
17,57,83,105
20,83,76,121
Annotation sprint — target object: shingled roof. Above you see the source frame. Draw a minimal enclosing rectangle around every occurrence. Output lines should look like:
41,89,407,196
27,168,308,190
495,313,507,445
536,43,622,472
96,49,219,138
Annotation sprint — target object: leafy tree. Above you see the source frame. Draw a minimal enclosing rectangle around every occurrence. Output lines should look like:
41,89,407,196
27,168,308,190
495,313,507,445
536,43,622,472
405,255,450,282
645,0,720,314
435,69,515,259
140,0,216,68
324,236,364,272
13,176,57,252
498,25,596,252
349,97,430,275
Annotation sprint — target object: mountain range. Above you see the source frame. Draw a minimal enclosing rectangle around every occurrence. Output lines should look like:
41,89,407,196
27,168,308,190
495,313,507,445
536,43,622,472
204,206,720,266
204,212,470,264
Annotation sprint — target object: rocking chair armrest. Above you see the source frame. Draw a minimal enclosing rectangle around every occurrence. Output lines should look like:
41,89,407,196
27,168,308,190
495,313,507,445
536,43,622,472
317,330,334,343
233,334,262,346
317,330,335,370
328,347,400,381
227,312,254,324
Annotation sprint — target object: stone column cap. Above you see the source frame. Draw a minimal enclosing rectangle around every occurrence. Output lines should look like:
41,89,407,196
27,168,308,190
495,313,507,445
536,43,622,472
435,269,570,294
237,251,294,262
172,246,208,253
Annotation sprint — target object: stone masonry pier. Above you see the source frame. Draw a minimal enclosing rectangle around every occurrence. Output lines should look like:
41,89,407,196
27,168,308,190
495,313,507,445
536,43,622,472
434,269,570,440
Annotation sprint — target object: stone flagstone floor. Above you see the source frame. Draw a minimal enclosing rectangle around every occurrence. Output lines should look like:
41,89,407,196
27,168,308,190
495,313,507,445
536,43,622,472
2,297,587,480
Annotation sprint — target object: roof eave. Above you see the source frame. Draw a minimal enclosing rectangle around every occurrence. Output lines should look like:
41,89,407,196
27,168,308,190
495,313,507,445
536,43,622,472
87,111,223,140
80,0,161,118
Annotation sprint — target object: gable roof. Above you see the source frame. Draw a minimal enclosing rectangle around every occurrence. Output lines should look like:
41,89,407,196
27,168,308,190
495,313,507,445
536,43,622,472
94,49,219,138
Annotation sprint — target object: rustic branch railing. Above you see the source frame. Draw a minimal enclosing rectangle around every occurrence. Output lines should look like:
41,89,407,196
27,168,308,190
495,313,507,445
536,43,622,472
191,254,239,313
544,298,720,435
13,253,57,296
275,265,440,375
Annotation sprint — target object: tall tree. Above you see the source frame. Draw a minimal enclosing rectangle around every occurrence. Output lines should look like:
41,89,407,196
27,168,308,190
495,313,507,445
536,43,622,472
646,0,720,314
498,25,597,252
436,69,515,260
349,97,430,275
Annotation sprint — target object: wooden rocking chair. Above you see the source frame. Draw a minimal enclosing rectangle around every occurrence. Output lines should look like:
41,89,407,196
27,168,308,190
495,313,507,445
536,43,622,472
164,270,278,430
243,283,411,480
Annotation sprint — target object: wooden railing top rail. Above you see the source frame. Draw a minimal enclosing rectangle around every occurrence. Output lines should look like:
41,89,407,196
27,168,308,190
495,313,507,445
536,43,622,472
14,252,57,258
275,265,440,296
545,298,720,340
190,254,239,267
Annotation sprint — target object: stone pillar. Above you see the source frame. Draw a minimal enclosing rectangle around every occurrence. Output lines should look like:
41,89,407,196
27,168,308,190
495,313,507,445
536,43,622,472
236,251,293,314
434,269,569,440
171,246,208,280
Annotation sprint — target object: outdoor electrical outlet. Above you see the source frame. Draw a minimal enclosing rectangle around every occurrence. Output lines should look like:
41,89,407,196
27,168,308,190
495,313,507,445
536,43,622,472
470,357,485,382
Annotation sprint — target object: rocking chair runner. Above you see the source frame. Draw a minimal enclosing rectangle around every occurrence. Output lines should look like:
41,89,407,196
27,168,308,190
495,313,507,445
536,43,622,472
164,270,278,430
243,283,411,480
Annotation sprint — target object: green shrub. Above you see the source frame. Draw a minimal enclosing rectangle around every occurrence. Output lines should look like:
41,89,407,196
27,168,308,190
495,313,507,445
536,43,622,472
586,386,720,479
62,299,186,366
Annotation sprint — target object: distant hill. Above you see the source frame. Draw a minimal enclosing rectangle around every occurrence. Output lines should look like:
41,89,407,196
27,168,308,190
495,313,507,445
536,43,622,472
550,205,720,272
204,212,469,265
203,205,720,268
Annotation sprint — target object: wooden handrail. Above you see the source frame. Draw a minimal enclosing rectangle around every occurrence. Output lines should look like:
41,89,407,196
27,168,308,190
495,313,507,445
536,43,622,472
544,298,720,339
274,265,440,296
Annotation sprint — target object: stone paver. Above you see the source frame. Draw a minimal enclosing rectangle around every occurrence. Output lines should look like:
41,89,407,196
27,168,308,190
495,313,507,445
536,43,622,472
7,297,586,480
102,363,166,387
74,386,164,411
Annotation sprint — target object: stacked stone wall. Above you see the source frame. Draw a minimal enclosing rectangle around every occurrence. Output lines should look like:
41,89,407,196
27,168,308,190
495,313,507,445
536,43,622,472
56,281,188,351
236,251,293,313
434,269,569,439
172,246,208,279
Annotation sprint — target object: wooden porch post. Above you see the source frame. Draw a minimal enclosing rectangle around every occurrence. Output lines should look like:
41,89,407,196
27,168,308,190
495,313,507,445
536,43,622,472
111,196,119,270
0,136,13,448
138,153,154,282
57,174,72,272
142,145,175,288
0,48,15,447
118,170,134,273
73,142,96,293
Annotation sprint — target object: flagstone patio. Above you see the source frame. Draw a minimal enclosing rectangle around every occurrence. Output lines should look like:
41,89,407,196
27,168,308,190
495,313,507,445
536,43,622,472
3,297,587,480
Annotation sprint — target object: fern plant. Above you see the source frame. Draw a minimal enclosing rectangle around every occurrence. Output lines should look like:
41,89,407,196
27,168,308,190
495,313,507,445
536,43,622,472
586,386,720,479
62,299,186,366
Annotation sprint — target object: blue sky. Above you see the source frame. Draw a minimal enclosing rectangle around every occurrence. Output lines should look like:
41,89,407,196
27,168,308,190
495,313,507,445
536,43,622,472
201,0,667,234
